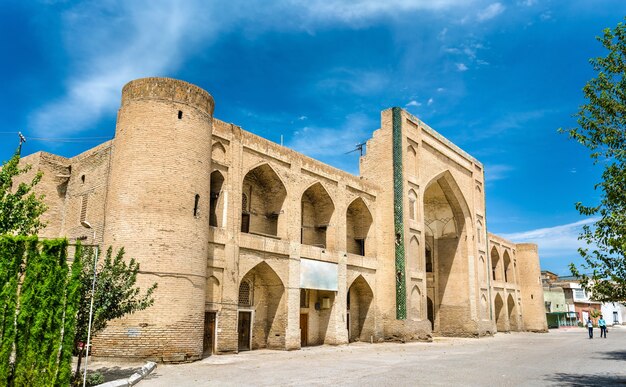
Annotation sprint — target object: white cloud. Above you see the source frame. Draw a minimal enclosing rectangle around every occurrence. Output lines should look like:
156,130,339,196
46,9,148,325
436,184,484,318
500,218,599,258
26,0,488,137
300,0,476,23
427,98,434,106
438,27,448,40
436,87,446,92
456,63,469,71
317,69,389,95
288,113,373,159
298,116,308,121
485,164,513,181
540,11,552,21
477,2,505,22
30,0,219,136
406,100,422,107
518,0,536,6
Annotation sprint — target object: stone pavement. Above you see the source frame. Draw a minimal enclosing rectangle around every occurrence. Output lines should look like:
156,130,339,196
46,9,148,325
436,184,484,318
140,327,626,386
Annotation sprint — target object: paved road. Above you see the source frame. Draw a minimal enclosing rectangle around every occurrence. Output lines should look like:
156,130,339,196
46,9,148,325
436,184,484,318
142,327,626,386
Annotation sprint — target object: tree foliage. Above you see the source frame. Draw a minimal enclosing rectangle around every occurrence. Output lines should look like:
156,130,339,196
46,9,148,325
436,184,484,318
0,236,83,387
73,246,157,378
0,148,47,235
563,20,626,302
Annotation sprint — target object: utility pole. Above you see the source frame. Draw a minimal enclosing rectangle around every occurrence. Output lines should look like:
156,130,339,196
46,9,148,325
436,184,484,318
18,132,26,153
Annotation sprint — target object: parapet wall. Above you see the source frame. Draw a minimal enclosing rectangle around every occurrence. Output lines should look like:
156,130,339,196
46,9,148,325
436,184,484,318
121,77,215,116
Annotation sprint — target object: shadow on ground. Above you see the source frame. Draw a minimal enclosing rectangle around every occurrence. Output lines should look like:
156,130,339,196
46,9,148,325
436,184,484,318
596,350,626,361
92,366,141,382
545,372,626,386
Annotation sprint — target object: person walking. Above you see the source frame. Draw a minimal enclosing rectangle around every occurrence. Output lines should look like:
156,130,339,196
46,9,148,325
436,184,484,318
598,315,607,338
586,318,594,339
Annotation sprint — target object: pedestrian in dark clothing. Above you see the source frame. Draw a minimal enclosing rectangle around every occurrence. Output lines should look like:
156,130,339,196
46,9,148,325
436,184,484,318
598,315,607,338
587,318,593,339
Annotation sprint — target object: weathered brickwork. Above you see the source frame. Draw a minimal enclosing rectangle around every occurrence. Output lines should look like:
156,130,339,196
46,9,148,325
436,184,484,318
21,77,546,362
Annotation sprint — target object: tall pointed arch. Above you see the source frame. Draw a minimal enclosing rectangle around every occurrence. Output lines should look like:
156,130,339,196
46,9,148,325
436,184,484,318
346,197,374,256
241,163,287,237
301,182,335,249
422,170,473,335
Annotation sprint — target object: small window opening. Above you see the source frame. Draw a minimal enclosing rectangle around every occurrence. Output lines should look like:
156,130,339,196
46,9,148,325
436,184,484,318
426,246,433,273
81,175,85,183
193,194,200,217
355,238,365,256
241,193,250,233
178,110,183,119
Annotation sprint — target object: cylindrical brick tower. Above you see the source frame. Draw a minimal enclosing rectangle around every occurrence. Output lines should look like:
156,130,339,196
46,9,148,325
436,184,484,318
96,77,214,361
516,243,548,332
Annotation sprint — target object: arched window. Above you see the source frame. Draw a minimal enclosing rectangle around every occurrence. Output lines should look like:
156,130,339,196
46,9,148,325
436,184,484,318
408,189,418,221
479,255,486,282
409,236,420,271
239,280,253,307
406,145,417,177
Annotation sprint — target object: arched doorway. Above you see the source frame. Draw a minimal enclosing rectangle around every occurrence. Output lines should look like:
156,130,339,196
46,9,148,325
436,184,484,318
427,296,434,330
238,262,286,351
494,293,506,332
347,275,374,342
301,183,335,249
423,171,471,334
507,294,520,331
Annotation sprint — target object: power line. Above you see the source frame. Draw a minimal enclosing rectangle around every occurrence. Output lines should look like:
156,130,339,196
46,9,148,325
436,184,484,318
28,136,112,143
0,132,112,143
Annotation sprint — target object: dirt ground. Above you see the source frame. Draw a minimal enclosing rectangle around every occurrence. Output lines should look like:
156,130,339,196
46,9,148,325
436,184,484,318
104,326,626,386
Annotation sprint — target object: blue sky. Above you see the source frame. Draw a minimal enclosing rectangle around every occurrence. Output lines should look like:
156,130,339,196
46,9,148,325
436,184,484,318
1,0,623,275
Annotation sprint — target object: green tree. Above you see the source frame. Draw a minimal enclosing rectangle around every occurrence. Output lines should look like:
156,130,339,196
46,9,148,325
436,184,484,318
0,147,47,235
73,246,157,380
562,20,626,302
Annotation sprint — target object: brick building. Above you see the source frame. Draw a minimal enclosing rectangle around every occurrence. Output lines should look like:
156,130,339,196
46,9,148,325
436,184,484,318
20,77,547,362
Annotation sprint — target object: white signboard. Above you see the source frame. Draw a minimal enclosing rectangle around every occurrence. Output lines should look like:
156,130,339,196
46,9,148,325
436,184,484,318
300,258,338,291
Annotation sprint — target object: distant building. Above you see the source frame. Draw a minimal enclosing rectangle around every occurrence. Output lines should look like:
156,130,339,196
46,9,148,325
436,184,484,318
542,271,625,327
18,77,547,362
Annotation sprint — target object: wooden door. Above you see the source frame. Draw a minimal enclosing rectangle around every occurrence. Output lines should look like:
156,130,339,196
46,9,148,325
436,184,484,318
241,214,250,233
238,311,251,351
203,312,216,356
300,313,308,347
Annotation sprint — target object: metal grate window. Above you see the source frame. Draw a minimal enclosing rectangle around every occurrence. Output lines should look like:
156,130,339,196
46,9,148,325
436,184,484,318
239,280,252,306
242,193,248,213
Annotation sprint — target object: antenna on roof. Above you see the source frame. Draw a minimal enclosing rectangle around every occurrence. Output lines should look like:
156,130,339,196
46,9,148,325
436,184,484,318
345,142,366,156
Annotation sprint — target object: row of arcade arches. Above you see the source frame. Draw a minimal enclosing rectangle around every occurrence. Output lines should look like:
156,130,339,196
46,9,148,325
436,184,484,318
208,164,375,256
490,247,515,283
230,261,375,351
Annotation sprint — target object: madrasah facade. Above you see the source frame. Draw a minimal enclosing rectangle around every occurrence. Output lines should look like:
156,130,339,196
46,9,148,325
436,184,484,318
20,77,547,362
